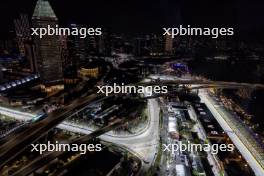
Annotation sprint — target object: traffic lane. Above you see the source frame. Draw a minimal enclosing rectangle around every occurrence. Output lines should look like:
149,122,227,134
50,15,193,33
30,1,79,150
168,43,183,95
0,94,100,168
11,118,127,176
200,92,264,176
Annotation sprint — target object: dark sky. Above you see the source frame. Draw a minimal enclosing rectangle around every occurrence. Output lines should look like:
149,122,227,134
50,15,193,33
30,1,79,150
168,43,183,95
0,0,264,36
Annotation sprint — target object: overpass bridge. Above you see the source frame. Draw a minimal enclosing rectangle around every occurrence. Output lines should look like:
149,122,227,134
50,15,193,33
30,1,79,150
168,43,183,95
0,93,102,169
10,118,132,176
138,79,264,89
1,78,264,172
0,96,160,174
200,91,264,176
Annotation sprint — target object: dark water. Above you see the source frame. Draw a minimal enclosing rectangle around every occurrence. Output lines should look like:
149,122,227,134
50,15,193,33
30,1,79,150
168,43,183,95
249,90,264,129
188,60,264,83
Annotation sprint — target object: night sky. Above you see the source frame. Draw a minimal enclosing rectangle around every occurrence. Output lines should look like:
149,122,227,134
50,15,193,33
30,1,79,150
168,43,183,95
0,0,264,36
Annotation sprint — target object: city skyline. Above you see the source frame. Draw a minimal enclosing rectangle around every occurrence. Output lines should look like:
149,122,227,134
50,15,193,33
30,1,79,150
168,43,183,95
0,0,264,176
0,0,264,36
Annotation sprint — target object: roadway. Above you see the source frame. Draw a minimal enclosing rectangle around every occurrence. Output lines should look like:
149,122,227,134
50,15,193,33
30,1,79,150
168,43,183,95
139,79,264,89
0,93,101,169
0,96,160,173
101,98,160,168
11,118,127,176
199,90,264,176
61,98,160,169
2,75,264,173
0,106,35,121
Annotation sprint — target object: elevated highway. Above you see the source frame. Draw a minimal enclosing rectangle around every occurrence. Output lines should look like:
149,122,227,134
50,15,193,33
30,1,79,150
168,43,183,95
0,93,101,169
139,79,264,89
1,77,264,173
0,97,160,174
11,118,129,176
200,91,264,176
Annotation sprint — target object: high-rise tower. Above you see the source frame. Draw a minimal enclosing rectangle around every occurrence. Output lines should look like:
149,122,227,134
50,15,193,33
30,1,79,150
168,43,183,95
14,14,31,57
32,0,63,85
164,34,173,55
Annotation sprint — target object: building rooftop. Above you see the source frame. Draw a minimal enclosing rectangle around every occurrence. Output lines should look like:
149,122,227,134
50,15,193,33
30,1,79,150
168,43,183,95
32,0,57,20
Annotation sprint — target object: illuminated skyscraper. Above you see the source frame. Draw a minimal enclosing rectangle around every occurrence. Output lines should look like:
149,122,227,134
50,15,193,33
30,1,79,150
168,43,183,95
59,34,69,68
14,14,38,73
24,40,38,73
32,0,63,85
14,14,31,57
68,24,88,68
164,34,173,55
